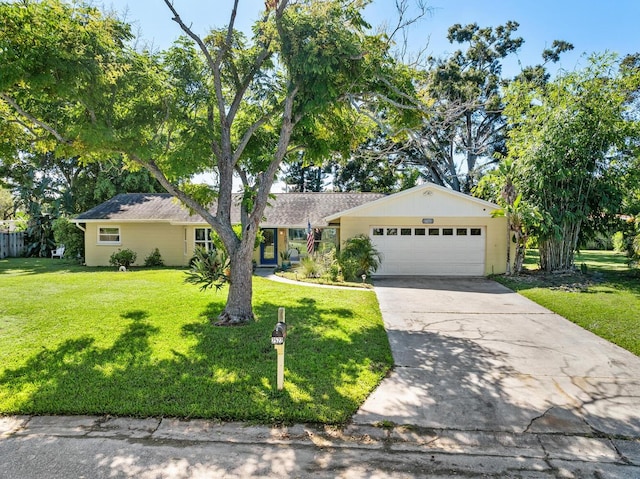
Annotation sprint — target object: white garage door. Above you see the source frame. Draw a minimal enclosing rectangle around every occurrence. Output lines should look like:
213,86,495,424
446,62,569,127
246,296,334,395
371,226,485,276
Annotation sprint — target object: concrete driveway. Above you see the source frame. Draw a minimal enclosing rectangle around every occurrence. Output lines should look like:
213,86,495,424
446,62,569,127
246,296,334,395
354,277,640,439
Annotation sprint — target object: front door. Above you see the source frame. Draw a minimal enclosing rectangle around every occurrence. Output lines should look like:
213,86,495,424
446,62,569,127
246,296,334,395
260,228,278,266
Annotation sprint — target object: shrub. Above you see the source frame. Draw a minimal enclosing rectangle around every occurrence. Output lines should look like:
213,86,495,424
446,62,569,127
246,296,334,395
612,231,626,253
52,217,84,260
297,256,321,278
338,234,382,281
143,248,164,267
109,249,137,268
25,214,56,257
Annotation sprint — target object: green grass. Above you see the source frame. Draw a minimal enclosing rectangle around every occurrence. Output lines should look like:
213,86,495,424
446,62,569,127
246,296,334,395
495,250,640,356
0,258,392,423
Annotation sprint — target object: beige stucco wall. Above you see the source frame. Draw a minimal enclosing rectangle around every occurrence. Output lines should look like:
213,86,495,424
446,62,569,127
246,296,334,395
83,222,287,267
337,215,510,276
83,222,189,267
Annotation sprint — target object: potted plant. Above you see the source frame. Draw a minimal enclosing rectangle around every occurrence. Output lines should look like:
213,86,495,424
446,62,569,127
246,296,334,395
280,249,291,268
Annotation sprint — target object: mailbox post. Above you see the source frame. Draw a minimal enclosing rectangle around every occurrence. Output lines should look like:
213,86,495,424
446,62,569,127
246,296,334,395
271,307,286,390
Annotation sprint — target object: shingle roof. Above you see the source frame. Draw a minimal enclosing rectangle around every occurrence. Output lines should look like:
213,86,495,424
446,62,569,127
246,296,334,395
75,192,386,227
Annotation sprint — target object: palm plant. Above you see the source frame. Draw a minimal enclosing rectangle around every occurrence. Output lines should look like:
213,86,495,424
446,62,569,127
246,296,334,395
338,234,382,281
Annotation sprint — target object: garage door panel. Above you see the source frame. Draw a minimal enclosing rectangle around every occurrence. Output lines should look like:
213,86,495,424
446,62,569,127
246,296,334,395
372,226,485,276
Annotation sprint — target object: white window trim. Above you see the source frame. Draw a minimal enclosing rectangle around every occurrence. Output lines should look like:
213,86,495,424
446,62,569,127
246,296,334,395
194,227,215,251
97,225,121,245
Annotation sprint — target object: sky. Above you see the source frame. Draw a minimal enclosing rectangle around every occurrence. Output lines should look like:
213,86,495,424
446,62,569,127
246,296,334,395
102,0,640,78
99,0,639,190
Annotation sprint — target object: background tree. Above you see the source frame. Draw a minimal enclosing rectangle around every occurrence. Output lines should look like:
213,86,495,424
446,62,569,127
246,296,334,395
0,187,16,222
474,158,541,274
1,0,406,324
403,22,524,192
369,22,572,193
504,53,640,272
280,155,329,192
0,152,162,216
329,130,421,192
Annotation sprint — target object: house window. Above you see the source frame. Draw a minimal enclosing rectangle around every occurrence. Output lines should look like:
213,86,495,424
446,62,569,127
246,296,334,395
414,228,426,236
470,228,482,236
387,228,398,236
98,226,120,244
442,228,453,236
195,227,215,251
400,228,412,236
456,228,468,236
428,228,439,236
288,227,337,255
372,228,384,236
286,228,306,256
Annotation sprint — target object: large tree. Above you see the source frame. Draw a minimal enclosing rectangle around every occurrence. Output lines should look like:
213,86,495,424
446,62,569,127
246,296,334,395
504,54,640,272
0,0,402,324
372,22,572,193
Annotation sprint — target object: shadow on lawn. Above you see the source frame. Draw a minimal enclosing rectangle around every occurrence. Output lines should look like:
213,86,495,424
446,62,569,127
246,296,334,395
0,298,391,423
0,258,87,276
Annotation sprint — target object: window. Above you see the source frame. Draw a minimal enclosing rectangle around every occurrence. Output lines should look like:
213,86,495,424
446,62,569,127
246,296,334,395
386,228,398,236
442,228,453,236
288,228,307,242
98,226,120,244
414,228,426,236
401,228,412,236
195,227,215,251
470,228,482,236
428,228,439,236
289,227,337,255
456,228,468,236
372,228,384,236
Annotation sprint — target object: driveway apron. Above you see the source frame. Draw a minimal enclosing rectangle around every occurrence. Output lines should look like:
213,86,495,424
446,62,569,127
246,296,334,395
354,277,640,438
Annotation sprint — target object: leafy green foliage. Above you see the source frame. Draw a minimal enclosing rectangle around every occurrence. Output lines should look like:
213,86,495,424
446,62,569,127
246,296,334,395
297,256,321,278
109,249,137,268
184,246,229,292
504,53,640,272
0,0,401,324
338,234,382,281
143,248,164,267
0,187,15,221
52,217,84,260
25,214,56,258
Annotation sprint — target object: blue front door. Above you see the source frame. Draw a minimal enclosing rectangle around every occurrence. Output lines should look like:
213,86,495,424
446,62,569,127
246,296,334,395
260,228,278,266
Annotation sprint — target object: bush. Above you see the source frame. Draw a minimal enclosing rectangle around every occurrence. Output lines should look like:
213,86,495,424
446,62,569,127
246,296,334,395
143,248,164,267
612,231,626,253
338,234,382,281
52,217,84,260
25,214,56,257
109,249,137,268
297,256,321,278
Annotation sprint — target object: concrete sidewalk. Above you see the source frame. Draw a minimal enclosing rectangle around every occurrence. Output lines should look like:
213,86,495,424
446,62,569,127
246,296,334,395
2,414,639,478
2,276,640,478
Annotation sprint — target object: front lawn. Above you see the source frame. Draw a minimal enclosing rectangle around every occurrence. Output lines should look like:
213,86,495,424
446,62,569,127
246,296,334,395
0,258,392,423
495,250,640,356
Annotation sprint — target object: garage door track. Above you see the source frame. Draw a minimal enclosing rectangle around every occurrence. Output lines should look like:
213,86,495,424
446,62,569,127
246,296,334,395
354,277,640,439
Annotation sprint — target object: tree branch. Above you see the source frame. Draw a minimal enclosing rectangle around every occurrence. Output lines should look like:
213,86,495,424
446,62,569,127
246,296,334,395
131,154,221,229
1,93,71,144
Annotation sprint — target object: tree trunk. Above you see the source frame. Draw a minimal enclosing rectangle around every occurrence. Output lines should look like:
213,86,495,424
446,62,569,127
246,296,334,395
513,236,526,274
538,221,581,272
215,240,255,325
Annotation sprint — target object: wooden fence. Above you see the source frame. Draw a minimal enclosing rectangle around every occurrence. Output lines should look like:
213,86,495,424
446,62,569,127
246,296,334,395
0,232,25,258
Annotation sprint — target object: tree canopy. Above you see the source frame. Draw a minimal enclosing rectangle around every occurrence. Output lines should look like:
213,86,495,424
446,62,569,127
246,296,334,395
503,53,640,271
0,0,408,323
